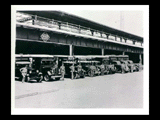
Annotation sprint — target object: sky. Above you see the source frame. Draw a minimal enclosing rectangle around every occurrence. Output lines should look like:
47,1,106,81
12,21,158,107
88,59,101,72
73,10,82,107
12,5,145,37
62,10,143,37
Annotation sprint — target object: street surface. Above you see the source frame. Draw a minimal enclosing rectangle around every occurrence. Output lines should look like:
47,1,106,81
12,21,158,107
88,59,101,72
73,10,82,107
15,71,143,108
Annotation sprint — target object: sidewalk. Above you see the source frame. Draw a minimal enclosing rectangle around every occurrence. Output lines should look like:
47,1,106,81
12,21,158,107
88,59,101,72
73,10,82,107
15,80,60,99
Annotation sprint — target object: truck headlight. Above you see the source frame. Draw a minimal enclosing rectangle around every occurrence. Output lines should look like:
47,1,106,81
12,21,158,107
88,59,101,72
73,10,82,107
39,72,42,75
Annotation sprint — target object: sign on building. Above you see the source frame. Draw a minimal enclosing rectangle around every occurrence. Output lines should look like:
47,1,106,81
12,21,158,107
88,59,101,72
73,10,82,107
40,32,50,42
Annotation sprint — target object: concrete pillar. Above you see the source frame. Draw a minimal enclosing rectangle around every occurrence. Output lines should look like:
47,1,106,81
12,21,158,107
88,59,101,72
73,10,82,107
32,15,37,25
133,40,135,45
78,25,81,33
120,37,122,42
35,15,37,21
139,54,142,64
124,39,127,43
69,44,73,56
101,48,104,56
91,30,94,36
122,51,125,55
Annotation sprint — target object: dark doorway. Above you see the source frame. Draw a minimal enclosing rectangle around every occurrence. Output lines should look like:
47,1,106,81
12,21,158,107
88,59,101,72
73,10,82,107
104,49,122,55
125,52,140,63
74,46,101,55
15,40,69,55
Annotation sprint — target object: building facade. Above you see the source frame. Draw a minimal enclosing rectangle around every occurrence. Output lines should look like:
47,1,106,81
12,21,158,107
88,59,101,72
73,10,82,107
16,11,143,64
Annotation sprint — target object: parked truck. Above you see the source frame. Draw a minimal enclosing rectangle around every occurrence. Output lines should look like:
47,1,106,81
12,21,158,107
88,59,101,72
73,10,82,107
109,55,129,73
74,56,100,77
16,54,62,82
94,55,116,75
15,54,43,82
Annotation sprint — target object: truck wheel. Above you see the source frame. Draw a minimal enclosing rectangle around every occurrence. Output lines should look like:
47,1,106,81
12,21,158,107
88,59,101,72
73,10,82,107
38,75,43,82
121,69,125,74
44,74,50,81
81,73,85,78
88,71,91,77
88,70,94,77
91,70,95,77
26,76,30,82
101,70,104,75
82,75,85,78
109,69,112,74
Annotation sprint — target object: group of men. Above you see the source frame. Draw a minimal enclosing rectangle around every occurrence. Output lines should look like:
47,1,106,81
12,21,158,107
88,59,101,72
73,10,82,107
69,63,83,79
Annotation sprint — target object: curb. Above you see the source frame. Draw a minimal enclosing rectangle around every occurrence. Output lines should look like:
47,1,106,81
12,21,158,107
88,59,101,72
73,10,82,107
15,88,59,99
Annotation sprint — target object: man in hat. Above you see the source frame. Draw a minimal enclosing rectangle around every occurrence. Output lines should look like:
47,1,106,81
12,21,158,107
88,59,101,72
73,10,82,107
20,65,28,83
70,63,75,80
60,63,65,80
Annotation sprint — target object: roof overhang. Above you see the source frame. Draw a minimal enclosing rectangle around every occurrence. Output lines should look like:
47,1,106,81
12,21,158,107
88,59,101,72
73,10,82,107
19,11,143,42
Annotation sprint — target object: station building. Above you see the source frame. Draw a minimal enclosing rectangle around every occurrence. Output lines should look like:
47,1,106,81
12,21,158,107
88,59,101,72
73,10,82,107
15,11,143,64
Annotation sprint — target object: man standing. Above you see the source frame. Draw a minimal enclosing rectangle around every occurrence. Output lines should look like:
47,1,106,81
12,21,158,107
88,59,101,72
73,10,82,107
77,63,82,72
70,63,75,80
60,63,65,80
20,65,28,83
100,64,105,75
76,63,83,78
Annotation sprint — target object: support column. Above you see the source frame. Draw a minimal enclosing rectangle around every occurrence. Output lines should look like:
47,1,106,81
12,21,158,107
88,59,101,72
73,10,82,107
122,51,125,55
133,40,136,45
91,30,94,36
69,44,73,56
139,54,142,64
124,38,127,43
115,36,117,41
120,37,122,42
101,48,104,56
32,15,37,25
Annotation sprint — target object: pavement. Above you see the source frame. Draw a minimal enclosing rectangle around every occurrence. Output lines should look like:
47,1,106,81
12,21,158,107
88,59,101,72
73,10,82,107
15,80,62,99
15,70,143,100
14,70,145,109
14,71,144,108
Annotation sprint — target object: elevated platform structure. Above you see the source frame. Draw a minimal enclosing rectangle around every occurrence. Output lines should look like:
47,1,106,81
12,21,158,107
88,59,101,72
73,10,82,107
15,11,143,64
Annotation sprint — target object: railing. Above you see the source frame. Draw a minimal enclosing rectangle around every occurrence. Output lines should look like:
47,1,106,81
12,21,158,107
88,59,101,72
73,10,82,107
16,12,143,47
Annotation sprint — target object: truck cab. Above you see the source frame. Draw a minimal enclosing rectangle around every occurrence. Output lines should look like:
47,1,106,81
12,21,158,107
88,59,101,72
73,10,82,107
118,55,136,73
33,56,61,81
109,55,129,73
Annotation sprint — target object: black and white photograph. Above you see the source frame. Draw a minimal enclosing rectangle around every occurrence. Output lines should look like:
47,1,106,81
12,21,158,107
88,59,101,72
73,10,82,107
11,5,149,115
